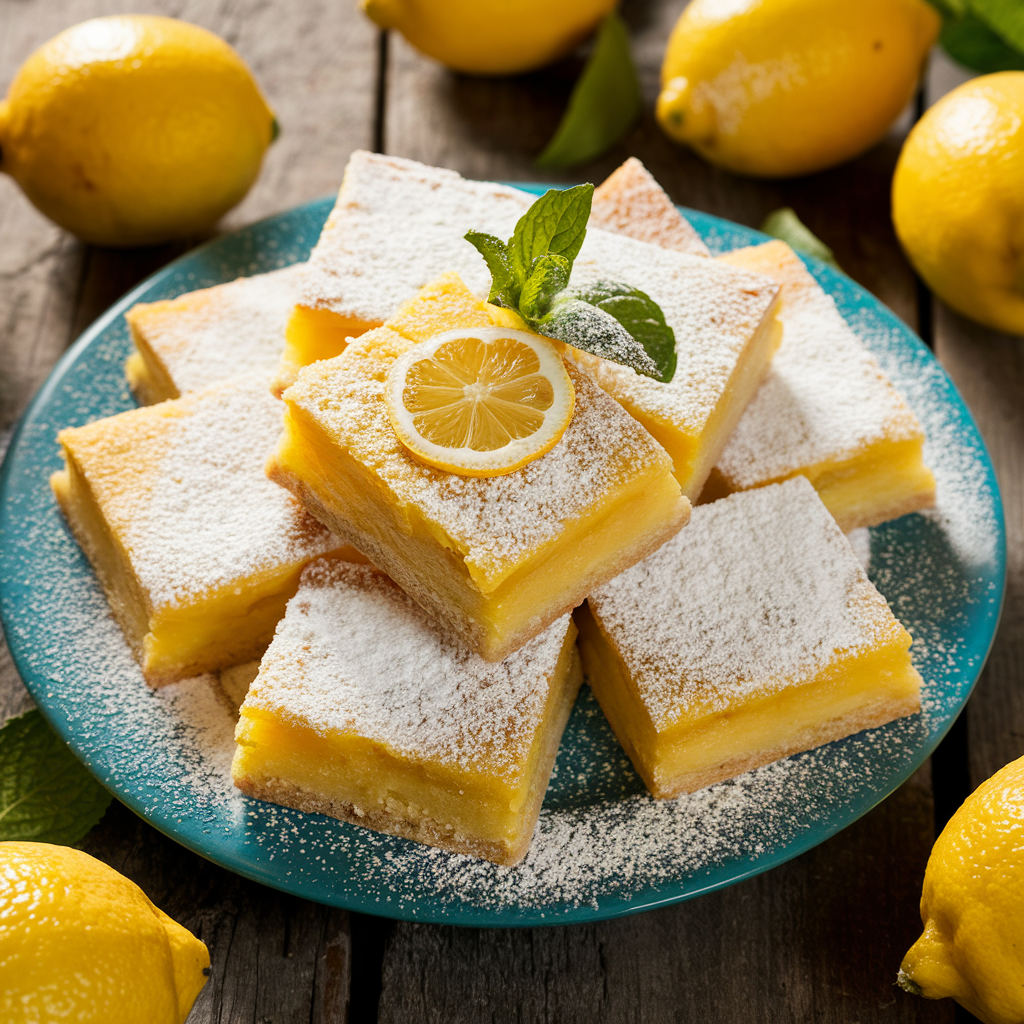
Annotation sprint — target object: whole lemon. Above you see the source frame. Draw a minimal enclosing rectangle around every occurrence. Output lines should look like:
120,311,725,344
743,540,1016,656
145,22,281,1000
361,0,616,75
0,842,209,1023
893,73,1024,336
898,753,1024,1024
656,0,940,178
0,16,276,247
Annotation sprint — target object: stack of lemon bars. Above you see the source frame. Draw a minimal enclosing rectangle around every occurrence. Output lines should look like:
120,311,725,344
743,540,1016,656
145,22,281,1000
52,152,935,866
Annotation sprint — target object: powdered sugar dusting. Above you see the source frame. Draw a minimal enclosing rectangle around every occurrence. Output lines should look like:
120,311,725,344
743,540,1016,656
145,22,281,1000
849,307,999,570
288,340,676,583
588,478,901,726
64,374,339,609
590,157,711,257
715,246,923,486
129,265,304,396
300,152,527,322
245,561,570,780
570,232,778,432
298,151,777,437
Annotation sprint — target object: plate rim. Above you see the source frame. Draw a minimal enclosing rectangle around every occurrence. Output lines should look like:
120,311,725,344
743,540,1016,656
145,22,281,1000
0,192,1008,927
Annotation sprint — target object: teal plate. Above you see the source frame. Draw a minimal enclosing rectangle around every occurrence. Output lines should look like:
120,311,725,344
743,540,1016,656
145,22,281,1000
0,192,1006,926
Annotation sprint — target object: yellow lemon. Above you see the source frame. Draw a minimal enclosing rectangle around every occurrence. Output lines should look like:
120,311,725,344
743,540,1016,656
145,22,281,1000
898,753,1024,1024
656,0,940,178
385,327,575,476
361,0,616,75
0,841,209,1023
0,16,276,247
893,73,1024,336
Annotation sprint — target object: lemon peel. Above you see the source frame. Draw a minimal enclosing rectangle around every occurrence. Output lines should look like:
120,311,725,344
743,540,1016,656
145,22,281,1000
361,0,616,75
893,71,1024,336
656,0,940,178
899,752,1024,1024
0,841,209,1023
0,15,275,246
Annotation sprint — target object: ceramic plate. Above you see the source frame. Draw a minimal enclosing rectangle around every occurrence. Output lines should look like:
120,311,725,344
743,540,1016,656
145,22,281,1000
0,192,1005,926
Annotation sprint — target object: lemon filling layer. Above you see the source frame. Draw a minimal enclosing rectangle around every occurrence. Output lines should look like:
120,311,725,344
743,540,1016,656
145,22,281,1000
580,477,922,799
232,561,583,865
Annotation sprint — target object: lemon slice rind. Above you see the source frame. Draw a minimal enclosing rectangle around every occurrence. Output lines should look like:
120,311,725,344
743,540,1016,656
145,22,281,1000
384,327,575,478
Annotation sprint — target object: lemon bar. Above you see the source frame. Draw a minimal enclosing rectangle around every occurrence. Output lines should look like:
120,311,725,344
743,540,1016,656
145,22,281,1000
268,274,690,663
232,560,582,865
125,264,304,405
590,157,711,257
51,374,354,686
276,151,781,499
703,241,935,530
578,476,923,799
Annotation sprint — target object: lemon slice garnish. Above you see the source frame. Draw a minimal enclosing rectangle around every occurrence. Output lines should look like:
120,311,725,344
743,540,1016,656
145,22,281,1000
384,327,575,477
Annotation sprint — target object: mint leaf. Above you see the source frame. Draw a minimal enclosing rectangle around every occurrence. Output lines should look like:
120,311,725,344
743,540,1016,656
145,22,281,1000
536,11,642,169
973,0,1024,51
541,297,660,379
509,184,593,284
760,207,841,270
466,186,674,380
464,231,519,306
0,710,111,845
560,281,676,382
940,10,1024,71
519,254,572,321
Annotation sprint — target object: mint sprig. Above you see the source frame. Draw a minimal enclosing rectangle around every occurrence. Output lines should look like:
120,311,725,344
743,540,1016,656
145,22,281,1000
465,185,676,382
0,709,111,845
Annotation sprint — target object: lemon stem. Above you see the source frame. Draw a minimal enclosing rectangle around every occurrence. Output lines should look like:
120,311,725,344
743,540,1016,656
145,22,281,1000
896,969,922,996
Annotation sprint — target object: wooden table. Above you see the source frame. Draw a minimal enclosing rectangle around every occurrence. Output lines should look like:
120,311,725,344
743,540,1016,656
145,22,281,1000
1,2,1020,1021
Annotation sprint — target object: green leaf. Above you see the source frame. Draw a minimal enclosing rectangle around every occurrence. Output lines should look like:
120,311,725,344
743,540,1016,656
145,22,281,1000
972,0,1024,52
465,231,518,306
0,710,111,845
520,253,572,321
940,10,1024,72
536,11,642,169
760,207,841,270
540,296,661,379
509,183,593,285
560,280,676,382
